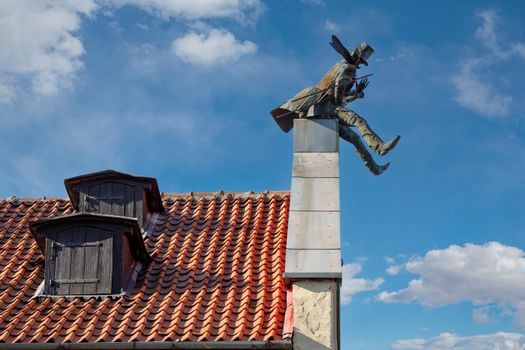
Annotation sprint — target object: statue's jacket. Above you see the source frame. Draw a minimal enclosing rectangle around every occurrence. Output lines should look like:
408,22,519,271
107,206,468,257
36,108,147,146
271,60,356,132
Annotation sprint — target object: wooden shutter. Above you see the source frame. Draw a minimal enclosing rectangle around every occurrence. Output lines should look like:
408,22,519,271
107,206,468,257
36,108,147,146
81,182,138,218
47,226,113,295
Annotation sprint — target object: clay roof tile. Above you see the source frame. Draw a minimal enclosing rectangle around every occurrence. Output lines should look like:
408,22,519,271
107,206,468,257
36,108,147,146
0,193,290,344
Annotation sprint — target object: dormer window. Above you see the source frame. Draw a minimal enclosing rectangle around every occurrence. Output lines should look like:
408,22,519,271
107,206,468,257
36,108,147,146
64,170,164,226
31,214,150,296
29,170,163,297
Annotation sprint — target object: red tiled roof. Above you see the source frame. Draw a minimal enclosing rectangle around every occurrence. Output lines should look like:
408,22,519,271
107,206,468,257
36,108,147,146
0,192,290,344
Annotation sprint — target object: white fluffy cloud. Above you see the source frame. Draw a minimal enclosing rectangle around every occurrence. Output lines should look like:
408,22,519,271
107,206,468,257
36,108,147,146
171,28,257,66
377,242,525,327
324,19,340,33
472,307,492,325
341,262,384,305
386,264,402,276
451,10,525,118
392,332,525,350
0,0,97,101
0,0,261,102
0,80,16,104
513,43,525,59
451,59,512,118
104,0,263,22
475,10,500,55
385,256,403,275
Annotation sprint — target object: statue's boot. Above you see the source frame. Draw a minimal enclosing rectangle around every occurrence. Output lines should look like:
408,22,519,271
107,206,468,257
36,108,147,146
339,125,390,175
336,107,400,157
378,135,401,156
369,161,389,175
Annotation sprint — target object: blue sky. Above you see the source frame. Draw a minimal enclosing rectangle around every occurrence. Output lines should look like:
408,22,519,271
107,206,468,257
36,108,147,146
1,1,525,349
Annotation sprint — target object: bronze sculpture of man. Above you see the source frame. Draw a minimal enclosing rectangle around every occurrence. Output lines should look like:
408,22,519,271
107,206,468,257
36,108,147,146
271,35,400,175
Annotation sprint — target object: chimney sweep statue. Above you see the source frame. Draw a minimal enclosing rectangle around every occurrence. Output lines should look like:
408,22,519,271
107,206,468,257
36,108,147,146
271,35,400,175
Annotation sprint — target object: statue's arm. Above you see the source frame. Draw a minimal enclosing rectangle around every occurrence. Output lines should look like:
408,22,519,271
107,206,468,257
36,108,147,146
334,64,359,105
343,77,369,104
343,92,362,104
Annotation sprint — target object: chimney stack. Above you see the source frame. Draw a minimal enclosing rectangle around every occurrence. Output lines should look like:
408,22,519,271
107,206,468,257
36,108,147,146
285,116,341,350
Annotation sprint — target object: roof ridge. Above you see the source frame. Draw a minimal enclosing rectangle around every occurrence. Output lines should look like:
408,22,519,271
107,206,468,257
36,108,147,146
0,191,291,203
0,196,69,202
161,191,290,198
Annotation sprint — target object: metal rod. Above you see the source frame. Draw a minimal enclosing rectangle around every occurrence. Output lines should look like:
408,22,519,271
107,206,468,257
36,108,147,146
287,73,373,104
356,73,373,80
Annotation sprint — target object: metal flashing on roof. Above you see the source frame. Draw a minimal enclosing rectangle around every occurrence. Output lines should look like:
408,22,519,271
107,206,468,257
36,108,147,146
293,118,339,153
285,118,341,279
286,211,340,249
283,272,343,279
292,152,339,178
285,249,342,277
290,177,340,211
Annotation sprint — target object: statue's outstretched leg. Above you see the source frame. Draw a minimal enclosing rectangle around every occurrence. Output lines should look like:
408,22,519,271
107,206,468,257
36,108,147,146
336,106,400,156
339,124,389,175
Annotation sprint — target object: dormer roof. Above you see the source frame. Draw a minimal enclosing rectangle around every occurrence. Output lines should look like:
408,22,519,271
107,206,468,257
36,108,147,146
30,213,151,264
64,169,164,213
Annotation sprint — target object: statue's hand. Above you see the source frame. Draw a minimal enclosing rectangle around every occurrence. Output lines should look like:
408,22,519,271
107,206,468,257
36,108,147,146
356,77,369,94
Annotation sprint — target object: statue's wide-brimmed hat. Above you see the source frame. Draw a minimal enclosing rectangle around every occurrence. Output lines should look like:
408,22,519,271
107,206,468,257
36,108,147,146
330,35,374,67
351,42,374,66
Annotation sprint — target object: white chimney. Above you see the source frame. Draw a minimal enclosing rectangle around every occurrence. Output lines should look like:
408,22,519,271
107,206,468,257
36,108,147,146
285,116,341,350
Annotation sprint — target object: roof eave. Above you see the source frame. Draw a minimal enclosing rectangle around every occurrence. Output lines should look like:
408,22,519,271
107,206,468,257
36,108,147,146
0,340,293,350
